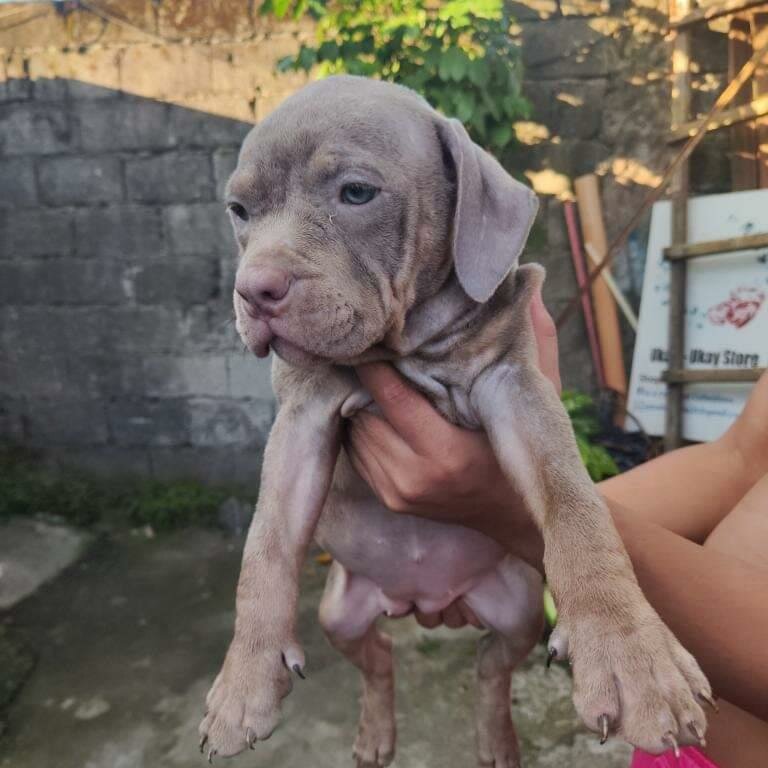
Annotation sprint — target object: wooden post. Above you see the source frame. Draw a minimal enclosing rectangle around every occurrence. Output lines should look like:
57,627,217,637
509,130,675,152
729,16,758,189
752,14,768,187
573,175,628,405
665,0,692,450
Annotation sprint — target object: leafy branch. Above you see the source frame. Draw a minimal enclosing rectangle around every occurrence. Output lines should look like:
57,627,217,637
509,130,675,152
261,0,530,160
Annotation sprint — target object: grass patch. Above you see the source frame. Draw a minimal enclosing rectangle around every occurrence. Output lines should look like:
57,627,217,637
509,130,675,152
416,637,443,657
0,446,250,532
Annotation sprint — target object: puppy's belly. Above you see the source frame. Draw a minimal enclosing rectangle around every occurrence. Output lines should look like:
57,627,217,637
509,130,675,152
315,492,506,615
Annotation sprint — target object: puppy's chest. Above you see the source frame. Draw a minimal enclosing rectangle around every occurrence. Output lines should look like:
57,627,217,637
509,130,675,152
393,355,479,428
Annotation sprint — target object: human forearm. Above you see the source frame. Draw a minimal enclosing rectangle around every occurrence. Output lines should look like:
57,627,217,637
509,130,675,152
610,500,768,721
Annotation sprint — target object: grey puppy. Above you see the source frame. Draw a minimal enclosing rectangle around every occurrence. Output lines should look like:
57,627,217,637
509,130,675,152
199,76,711,767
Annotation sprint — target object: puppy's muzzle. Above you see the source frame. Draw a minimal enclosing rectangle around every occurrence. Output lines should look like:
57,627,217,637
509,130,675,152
235,266,293,317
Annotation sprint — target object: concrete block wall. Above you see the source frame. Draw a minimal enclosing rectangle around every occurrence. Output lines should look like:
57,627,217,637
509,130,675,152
0,0,731,484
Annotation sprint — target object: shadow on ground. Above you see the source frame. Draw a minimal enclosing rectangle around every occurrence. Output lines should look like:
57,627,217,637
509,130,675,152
0,528,631,768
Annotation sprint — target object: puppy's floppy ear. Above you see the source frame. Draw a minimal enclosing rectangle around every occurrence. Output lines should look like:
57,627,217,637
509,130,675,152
437,117,539,303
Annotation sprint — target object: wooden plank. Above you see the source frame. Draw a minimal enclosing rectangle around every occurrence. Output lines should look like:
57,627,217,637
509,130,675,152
670,0,768,29
668,95,768,142
664,230,768,259
574,175,628,408
665,0,691,451
663,367,766,383
729,16,759,189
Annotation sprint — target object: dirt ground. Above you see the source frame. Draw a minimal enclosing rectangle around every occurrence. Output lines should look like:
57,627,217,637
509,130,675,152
0,526,632,768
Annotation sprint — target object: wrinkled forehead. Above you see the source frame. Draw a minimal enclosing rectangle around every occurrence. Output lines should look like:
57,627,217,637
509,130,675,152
231,86,438,191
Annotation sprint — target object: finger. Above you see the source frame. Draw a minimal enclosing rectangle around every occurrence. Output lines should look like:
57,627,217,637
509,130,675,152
350,411,417,468
347,421,408,510
530,287,562,394
415,611,443,629
456,600,484,629
356,363,455,454
442,602,467,629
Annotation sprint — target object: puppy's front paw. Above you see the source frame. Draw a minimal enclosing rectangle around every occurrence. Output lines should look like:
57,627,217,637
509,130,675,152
554,613,712,754
198,637,304,760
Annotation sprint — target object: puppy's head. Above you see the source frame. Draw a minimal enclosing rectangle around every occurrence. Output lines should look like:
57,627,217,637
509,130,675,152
227,75,538,365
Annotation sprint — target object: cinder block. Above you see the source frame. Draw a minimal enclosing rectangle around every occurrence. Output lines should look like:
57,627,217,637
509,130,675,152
157,0,254,40
213,148,238,199
0,397,25,442
51,446,152,480
74,205,165,260
0,78,32,102
0,259,128,306
0,350,72,398
65,47,122,98
133,258,220,306
77,98,173,152
33,78,69,102
148,445,263,489
143,355,230,397
227,353,274,399
0,157,37,207
39,155,123,205
0,208,74,257
107,397,190,447
169,106,250,149
120,45,212,100
125,152,214,204
0,103,72,155
187,397,273,447
164,203,233,255
101,305,198,353
26,398,109,446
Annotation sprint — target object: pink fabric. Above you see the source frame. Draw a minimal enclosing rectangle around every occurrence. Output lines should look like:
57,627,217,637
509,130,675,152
631,747,720,768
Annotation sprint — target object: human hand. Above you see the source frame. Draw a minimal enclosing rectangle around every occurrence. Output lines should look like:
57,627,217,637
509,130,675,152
346,286,560,563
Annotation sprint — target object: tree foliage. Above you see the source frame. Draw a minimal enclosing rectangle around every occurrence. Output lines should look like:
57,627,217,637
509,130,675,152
261,0,529,160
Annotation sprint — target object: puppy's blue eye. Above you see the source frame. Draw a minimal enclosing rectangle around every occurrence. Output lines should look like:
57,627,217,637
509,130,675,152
227,202,249,221
340,183,378,205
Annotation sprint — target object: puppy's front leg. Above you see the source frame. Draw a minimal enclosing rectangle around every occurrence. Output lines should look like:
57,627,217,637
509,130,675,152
472,363,712,754
199,370,349,760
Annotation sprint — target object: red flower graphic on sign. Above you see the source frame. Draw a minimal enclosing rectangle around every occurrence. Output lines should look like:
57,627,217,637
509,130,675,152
707,287,765,329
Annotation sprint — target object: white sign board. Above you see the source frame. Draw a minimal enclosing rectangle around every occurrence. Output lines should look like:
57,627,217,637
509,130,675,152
627,189,768,442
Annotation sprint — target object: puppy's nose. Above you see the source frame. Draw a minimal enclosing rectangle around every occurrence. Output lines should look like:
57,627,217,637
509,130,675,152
235,267,293,313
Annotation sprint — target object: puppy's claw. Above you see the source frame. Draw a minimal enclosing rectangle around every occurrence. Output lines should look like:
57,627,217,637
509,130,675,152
598,714,610,745
246,727,257,749
199,735,208,754
698,692,719,713
546,647,557,669
688,722,706,747
292,663,306,680
663,733,680,759
207,748,217,764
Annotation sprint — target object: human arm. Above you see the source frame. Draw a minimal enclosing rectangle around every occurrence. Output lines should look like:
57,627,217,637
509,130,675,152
348,295,768,722
611,498,768,721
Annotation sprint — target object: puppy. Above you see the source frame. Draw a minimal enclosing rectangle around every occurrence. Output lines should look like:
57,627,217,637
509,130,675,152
199,76,711,767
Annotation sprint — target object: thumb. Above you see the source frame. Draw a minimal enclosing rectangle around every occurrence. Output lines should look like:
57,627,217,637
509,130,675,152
355,362,450,453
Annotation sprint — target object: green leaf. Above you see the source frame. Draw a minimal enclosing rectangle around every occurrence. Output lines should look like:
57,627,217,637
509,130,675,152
453,90,476,123
490,123,512,148
468,56,490,87
297,46,318,70
270,0,293,19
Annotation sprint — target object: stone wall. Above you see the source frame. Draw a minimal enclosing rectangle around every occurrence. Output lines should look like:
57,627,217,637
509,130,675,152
0,0,731,486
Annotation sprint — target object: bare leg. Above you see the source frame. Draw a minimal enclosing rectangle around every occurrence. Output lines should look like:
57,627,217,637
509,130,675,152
319,562,396,768
464,556,545,768
701,473,768,767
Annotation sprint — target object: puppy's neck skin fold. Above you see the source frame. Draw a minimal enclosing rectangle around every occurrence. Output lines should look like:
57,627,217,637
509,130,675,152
384,271,485,356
